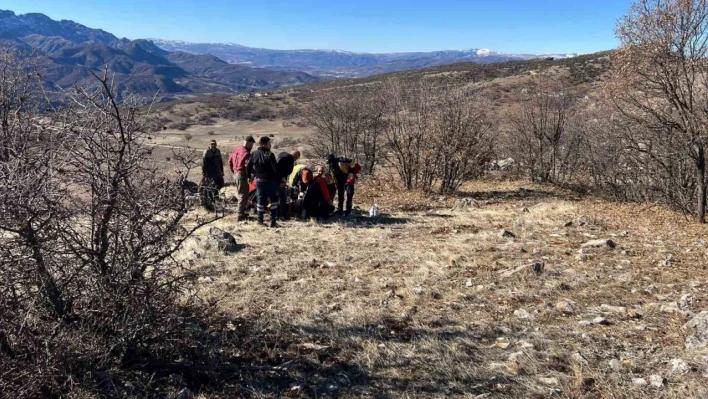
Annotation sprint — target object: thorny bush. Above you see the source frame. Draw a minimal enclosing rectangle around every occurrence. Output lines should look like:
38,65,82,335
0,56,220,397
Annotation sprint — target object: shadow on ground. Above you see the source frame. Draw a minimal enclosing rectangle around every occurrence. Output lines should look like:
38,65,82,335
172,316,500,398
119,315,505,398
455,187,582,203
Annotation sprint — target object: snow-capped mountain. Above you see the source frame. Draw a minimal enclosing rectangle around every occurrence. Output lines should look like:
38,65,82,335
150,39,578,78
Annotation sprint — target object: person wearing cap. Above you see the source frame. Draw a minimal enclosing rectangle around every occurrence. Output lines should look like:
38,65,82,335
228,136,256,221
326,154,361,216
246,136,280,227
202,139,224,191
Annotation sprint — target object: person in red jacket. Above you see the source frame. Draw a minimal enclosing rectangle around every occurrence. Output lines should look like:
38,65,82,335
228,136,256,221
300,166,333,221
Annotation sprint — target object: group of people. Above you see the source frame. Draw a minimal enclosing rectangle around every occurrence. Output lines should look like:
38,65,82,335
201,136,360,228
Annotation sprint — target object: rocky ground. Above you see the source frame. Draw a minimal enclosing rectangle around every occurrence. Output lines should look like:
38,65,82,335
178,179,708,398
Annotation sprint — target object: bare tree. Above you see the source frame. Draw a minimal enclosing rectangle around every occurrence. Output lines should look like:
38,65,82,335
431,89,495,194
509,78,581,184
304,88,384,174
611,0,708,222
0,60,219,397
380,78,435,191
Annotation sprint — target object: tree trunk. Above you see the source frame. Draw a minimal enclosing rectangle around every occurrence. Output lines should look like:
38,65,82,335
697,145,706,223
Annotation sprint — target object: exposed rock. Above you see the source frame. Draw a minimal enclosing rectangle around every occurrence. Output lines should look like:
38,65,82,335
670,358,690,374
514,309,531,319
555,300,576,315
601,304,627,314
609,358,621,370
632,378,647,386
684,311,708,349
452,198,479,211
539,377,559,386
581,239,616,250
649,375,664,388
208,227,238,253
500,229,516,239
679,294,695,311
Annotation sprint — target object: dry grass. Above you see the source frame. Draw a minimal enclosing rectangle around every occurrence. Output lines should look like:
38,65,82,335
178,180,708,398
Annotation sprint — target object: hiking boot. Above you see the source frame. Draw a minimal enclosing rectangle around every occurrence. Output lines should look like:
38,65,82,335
269,220,280,228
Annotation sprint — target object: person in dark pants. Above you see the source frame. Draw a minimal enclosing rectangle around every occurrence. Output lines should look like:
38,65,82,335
246,137,280,227
202,139,225,191
300,167,332,222
228,136,256,221
326,154,361,216
276,150,300,220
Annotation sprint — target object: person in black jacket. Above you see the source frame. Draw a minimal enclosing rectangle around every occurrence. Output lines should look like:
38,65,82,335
276,150,300,220
246,137,280,227
202,139,224,190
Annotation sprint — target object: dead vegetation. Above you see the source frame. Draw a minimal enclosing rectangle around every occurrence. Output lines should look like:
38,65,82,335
179,179,708,398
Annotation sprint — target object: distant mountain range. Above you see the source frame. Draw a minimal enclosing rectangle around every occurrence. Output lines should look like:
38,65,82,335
0,10,318,99
150,39,578,78
0,8,579,99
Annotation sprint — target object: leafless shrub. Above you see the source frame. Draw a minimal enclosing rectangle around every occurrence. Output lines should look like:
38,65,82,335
0,59,220,397
304,88,385,174
609,0,708,222
507,77,583,185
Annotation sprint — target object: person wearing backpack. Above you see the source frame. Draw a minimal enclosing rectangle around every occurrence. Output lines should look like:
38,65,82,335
326,154,361,217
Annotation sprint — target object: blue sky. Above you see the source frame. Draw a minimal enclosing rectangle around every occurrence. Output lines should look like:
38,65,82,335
3,0,632,54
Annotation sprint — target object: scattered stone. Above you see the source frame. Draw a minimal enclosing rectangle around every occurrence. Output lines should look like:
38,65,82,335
198,276,214,284
601,304,627,314
632,378,647,386
555,300,576,315
564,221,574,227
518,340,535,349
650,375,665,388
522,207,530,213
500,229,516,239
581,239,616,250
593,317,611,326
609,359,621,370
660,259,672,268
496,341,511,349
465,279,474,288
538,377,559,386
207,227,239,253
413,287,425,296
680,294,695,311
578,320,593,327
514,309,531,319
684,311,708,350
495,326,512,335
670,358,690,374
